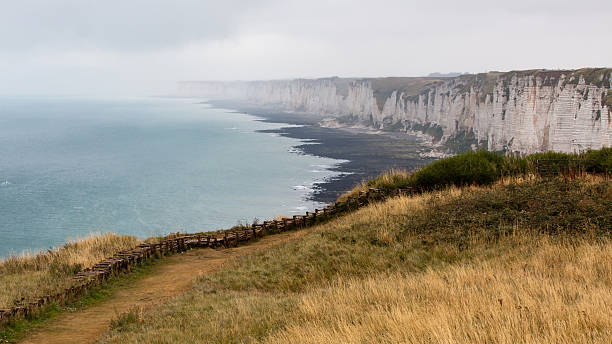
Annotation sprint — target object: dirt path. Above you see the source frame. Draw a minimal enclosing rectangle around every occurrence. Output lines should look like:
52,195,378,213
20,231,308,344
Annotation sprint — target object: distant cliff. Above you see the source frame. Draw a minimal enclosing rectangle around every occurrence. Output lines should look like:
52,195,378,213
179,68,612,154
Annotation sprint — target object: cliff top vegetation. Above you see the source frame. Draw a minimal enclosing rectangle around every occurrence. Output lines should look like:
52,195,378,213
0,234,140,310
3,148,610,343
366,77,444,110
350,68,612,109
100,171,611,343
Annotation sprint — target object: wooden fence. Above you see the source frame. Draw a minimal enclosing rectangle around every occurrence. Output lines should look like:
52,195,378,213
535,159,611,178
2,159,606,328
536,159,584,177
0,186,414,328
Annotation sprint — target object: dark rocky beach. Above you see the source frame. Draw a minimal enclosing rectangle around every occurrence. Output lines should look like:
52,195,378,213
208,100,435,203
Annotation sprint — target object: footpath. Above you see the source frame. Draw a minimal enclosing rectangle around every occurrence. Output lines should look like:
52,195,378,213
21,231,308,344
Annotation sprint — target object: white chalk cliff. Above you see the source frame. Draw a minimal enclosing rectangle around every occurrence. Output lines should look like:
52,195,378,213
179,69,612,154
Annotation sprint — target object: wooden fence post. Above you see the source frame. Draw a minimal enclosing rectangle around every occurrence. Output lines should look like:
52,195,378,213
1,184,410,328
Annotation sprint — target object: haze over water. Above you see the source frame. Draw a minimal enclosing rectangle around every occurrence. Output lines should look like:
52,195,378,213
0,96,342,258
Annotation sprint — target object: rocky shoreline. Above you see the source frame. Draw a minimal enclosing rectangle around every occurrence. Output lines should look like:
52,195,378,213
185,69,612,154
207,100,435,203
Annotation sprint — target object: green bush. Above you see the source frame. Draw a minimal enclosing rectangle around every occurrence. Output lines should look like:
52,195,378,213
404,148,610,192
521,148,611,175
499,155,529,175
522,151,574,175
408,151,504,190
583,147,612,173
342,148,611,200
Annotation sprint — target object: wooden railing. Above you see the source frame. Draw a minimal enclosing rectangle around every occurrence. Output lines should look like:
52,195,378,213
536,159,584,177
0,186,414,327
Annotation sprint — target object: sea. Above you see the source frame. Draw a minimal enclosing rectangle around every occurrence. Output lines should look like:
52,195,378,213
0,96,344,258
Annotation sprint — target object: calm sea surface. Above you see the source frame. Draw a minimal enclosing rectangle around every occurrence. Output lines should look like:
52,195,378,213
0,96,343,258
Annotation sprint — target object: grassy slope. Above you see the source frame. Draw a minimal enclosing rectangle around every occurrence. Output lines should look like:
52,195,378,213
340,148,611,201
99,176,612,343
0,259,162,343
0,233,140,309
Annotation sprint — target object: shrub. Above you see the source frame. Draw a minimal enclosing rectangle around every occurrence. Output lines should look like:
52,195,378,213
408,151,504,190
407,148,610,192
499,154,529,175
583,147,612,173
339,148,611,202
522,151,574,176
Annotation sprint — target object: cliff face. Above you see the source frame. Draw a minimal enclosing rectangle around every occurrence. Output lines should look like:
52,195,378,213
180,69,612,154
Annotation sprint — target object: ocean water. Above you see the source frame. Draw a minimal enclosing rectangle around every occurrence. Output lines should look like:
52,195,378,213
0,96,343,258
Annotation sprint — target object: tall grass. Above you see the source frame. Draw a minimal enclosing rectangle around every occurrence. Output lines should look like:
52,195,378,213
0,233,140,309
265,238,612,344
338,169,412,202
6,148,609,338
100,176,612,343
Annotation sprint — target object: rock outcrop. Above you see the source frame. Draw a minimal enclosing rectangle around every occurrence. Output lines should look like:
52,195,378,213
179,69,612,154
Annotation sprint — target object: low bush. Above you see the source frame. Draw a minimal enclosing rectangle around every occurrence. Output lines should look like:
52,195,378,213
583,147,612,173
408,151,504,190
100,176,612,344
341,147,611,198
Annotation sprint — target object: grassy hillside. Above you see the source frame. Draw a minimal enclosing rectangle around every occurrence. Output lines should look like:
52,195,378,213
0,234,140,309
1,149,609,342
340,148,611,200
99,174,611,343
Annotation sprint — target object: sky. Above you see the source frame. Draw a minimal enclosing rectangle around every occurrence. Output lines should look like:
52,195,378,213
1,0,611,96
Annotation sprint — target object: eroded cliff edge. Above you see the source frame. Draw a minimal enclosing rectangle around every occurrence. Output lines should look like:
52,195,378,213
180,68,612,154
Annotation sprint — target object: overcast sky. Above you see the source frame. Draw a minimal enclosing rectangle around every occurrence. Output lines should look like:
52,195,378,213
1,0,611,96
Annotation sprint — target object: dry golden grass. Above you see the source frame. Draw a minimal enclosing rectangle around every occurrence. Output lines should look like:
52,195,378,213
100,236,612,344
99,176,611,343
265,237,612,344
337,169,412,202
0,233,140,309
